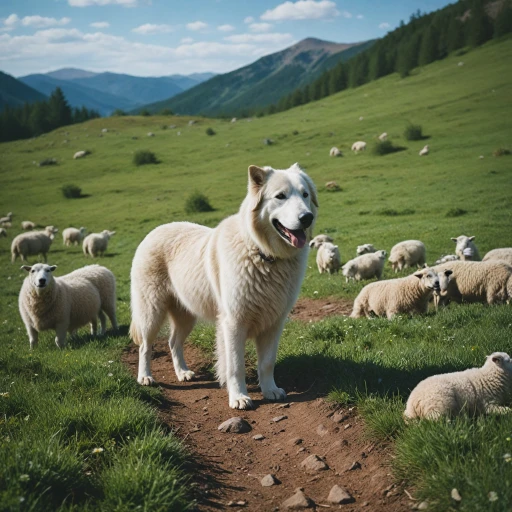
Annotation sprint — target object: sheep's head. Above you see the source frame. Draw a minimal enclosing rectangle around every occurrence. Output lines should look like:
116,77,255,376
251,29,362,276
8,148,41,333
22,263,57,293
342,261,356,278
486,352,512,374
413,267,440,292
102,230,116,239
321,242,339,261
376,249,387,259
309,234,333,249
436,269,453,296
356,244,375,255
451,235,476,260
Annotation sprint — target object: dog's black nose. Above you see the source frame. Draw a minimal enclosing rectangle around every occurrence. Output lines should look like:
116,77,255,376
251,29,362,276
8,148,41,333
299,212,314,228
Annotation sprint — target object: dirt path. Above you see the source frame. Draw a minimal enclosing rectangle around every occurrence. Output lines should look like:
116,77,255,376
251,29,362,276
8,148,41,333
122,299,413,511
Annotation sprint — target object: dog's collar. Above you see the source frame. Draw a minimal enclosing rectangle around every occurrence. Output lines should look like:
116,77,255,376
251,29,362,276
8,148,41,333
258,250,275,264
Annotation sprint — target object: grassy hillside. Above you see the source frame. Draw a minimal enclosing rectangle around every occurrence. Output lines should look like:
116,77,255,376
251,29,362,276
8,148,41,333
0,71,47,110
1,37,512,510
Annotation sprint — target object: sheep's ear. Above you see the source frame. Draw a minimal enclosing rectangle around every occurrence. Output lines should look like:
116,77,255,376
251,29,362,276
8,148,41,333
451,238,457,242
49,265,57,272
21,265,32,272
413,271,423,279
423,263,428,268
468,236,475,241
444,269,453,276
309,240,315,248
492,354,503,365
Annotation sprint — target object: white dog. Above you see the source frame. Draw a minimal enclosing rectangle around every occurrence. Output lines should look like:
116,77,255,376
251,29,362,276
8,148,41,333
130,163,318,409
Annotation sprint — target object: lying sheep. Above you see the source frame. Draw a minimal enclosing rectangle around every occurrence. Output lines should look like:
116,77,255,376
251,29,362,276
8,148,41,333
83,230,116,258
0,228,6,238
325,181,340,191
18,263,117,349
378,132,388,141
316,242,341,274
11,226,59,263
351,141,367,152
389,240,426,272
351,267,440,319
0,212,12,224
63,227,87,246
433,260,512,306
435,254,459,265
404,352,512,420
451,235,480,261
483,248,512,266
330,147,342,157
73,150,89,159
309,234,334,249
419,145,429,156
21,221,36,231
356,243,376,255
342,250,387,283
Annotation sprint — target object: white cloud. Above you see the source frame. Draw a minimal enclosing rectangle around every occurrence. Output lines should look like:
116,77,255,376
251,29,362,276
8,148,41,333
224,32,294,45
244,16,254,24
21,16,71,28
379,22,390,30
261,0,338,21
132,23,173,35
217,24,235,32
68,0,137,6
2,14,19,30
90,21,110,28
249,22,272,32
340,11,352,19
356,14,364,19
186,21,207,31
180,37,194,44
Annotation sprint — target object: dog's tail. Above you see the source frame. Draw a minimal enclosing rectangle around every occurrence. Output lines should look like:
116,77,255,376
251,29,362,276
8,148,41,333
129,320,142,346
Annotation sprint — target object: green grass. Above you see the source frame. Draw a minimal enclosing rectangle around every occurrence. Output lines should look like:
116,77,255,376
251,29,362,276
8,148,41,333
1,38,512,509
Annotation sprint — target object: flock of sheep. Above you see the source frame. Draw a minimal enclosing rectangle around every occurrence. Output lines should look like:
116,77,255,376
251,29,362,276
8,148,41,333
329,133,429,156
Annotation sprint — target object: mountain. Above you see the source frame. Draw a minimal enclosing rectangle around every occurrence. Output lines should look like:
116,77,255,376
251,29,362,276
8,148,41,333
46,68,99,80
0,71,47,110
135,38,375,116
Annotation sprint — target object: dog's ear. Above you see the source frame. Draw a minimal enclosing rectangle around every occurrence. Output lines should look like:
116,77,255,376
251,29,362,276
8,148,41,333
248,165,271,211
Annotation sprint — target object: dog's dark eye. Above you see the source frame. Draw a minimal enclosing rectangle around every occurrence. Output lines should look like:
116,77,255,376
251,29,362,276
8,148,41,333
31,270,35,273
276,193,286,200
303,192,309,198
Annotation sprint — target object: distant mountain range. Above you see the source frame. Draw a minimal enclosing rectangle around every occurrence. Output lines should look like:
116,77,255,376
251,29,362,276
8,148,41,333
0,71,47,110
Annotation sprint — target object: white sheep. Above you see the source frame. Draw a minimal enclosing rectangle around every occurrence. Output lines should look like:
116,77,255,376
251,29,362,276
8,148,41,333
0,212,12,224
351,267,440,319
21,221,36,231
482,248,512,266
309,234,334,249
2,221,12,228
388,240,426,273
316,242,341,274
63,227,87,246
356,243,376,256
378,132,388,141
73,150,89,159
433,260,512,306
404,352,512,420
147,132,155,137
433,269,453,311
83,230,116,258
342,250,387,283
330,147,342,157
0,228,6,238
11,226,59,263
451,235,480,261
351,141,367,152
435,254,459,265
419,145,429,156
231,117,237,123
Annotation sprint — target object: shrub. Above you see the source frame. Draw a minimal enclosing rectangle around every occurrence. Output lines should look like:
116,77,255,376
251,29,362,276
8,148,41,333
184,192,214,214
493,148,511,157
38,158,57,167
404,124,424,141
61,184,82,199
446,208,468,217
160,108,173,116
139,109,151,117
372,140,400,155
377,208,415,216
111,109,126,117
205,127,216,136
133,150,159,166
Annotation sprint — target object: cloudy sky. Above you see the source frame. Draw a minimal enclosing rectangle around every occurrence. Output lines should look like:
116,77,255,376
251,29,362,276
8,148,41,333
1,0,452,78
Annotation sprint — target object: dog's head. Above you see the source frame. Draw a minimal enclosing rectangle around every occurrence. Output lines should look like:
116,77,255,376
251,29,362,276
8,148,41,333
21,263,57,293
244,163,318,259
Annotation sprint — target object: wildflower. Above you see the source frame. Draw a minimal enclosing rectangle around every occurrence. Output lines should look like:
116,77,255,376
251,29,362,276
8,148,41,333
108,373,113,377
488,491,498,502
503,453,511,463
0,392,9,398
108,360,114,364
313,291,318,294
19,474,29,482
92,447,104,454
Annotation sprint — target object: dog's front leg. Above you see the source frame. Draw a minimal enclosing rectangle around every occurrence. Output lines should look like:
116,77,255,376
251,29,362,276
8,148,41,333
138,341,155,386
255,320,287,401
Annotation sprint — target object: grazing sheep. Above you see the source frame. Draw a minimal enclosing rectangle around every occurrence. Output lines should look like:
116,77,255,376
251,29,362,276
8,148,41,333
404,352,512,420
351,141,367,152
433,260,512,306
378,132,388,141
389,240,426,273
102,128,108,133
73,150,89,159
83,230,116,258
356,243,376,256
325,181,340,191
451,235,481,261
419,145,429,156
351,267,440,319
2,222,12,228
147,132,155,137
309,234,334,249
231,118,237,123
21,221,36,231
0,228,6,238
483,248,512,266
63,227,87,246
435,254,459,265
316,242,341,274
0,212,13,224
342,250,387,283
11,226,59,263
330,147,342,157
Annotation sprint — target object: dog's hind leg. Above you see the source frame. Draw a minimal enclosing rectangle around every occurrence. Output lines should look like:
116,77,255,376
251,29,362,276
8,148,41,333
255,320,287,402
168,304,196,381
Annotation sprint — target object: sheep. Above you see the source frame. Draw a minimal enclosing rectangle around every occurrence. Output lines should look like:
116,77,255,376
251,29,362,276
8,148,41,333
316,242,341,274
231,117,237,123
483,248,512,266
351,141,367,152
451,235,481,261
0,212,12,224
73,150,89,159
419,145,429,156
378,132,388,141
83,230,116,258
342,250,387,283
18,263,117,349
433,260,512,306
63,227,87,246
433,269,453,311
325,181,340,191
330,147,342,157
11,226,59,263
21,221,36,231
356,243,376,256
2,222,12,228
435,254,459,265
147,132,155,137
0,228,6,238
350,267,440,319
388,240,426,273
309,234,334,249
404,352,512,420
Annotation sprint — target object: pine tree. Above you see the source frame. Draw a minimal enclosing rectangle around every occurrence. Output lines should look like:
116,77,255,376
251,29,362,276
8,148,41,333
447,17,465,52
418,25,439,66
47,87,72,130
494,1,512,38
467,0,493,47
369,45,387,80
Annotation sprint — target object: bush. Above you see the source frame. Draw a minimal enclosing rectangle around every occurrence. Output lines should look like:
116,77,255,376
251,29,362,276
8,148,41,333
139,109,151,117
493,148,511,157
184,192,214,214
133,150,159,166
38,158,57,167
404,124,424,141
205,127,216,136
160,108,173,116
372,140,400,155
111,109,126,117
377,208,415,216
61,184,82,199
446,208,468,217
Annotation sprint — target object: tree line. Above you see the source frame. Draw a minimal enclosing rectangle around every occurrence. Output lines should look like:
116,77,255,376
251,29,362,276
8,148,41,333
0,87,99,143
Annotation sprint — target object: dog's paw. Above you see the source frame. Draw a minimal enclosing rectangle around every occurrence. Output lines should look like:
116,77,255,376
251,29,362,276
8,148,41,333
263,387,287,401
138,375,155,386
229,394,254,410
177,370,196,382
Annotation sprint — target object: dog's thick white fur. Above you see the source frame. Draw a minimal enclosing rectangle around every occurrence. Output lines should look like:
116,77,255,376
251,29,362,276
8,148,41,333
130,163,318,409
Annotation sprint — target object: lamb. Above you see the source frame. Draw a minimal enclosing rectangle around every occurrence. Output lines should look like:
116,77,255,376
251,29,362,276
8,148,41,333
350,267,440,319
404,352,512,420
388,240,426,272
63,227,87,246
11,226,59,263
419,145,429,156
356,243,376,255
342,250,387,283
0,228,6,238
73,150,89,159
378,132,388,141
330,147,342,157
0,212,12,224
351,141,367,152
18,263,117,349
309,234,334,249
451,235,480,261
316,242,341,274
21,221,36,231
435,254,459,265
433,260,512,306
483,248,512,266
83,230,116,258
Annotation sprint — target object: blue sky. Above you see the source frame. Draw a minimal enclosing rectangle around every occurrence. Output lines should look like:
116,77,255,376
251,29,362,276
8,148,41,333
0,0,454,77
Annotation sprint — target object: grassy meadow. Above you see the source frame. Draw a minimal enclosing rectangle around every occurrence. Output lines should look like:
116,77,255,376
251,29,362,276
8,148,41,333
1,37,512,510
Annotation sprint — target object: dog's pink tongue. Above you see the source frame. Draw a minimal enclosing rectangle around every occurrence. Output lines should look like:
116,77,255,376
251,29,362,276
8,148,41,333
288,229,306,249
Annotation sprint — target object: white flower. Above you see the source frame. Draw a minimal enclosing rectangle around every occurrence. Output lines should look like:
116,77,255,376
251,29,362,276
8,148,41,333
92,447,104,454
488,491,498,502
108,373,113,377
19,474,29,482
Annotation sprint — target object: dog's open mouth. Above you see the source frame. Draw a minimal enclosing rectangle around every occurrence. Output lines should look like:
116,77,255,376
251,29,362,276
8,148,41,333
272,219,306,249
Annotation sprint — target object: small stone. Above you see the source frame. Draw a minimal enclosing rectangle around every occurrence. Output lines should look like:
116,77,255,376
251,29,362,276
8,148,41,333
346,461,361,471
272,415,288,423
417,501,429,510
331,412,348,423
227,500,247,507
261,474,279,487
316,424,329,436
297,447,305,453
301,454,329,473
253,434,265,441
218,417,252,434
289,437,303,446
451,488,462,502
344,424,352,430
282,490,313,509
327,485,354,505
277,403,290,409
362,502,369,507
